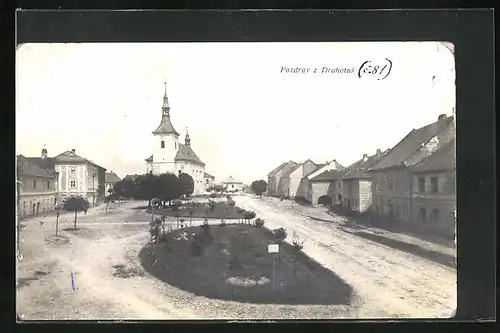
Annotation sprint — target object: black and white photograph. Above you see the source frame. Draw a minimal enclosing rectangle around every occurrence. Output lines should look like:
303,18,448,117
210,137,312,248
16,41,457,320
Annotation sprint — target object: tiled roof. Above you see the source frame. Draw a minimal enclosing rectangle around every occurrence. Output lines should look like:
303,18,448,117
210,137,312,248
175,143,205,166
310,169,346,182
105,172,121,184
222,176,242,184
204,172,215,179
411,139,455,173
287,159,318,176
145,155,153,162
370,116,454,171
342,151,389,180
54,150,106,169
304,163,326,178
152,116,180,136
279,161,300,178
267,161,288,178
17,155,56,179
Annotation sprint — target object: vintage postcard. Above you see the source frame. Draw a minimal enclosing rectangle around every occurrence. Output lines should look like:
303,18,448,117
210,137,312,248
16,42,456,320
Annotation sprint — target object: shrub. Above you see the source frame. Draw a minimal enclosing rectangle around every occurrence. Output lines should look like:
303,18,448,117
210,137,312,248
236,208,245,214
227,199,236,206
210,193,217,198
291,231,306,250
244,210,256,222
208,199,217,212
272,227,287,244
179,218,185,228
254,218,265,228
220,218,226,227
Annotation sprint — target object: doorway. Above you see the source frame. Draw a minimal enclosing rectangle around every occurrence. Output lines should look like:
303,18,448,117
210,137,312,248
32,203,36,216
36,202,40,216
347,199,351,211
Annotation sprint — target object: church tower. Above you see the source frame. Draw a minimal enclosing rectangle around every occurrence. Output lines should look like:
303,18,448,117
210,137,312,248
151,81,179,174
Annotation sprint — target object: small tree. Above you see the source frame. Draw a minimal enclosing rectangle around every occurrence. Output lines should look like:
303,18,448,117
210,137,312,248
62,195,90,230
244,210,256,225
254,218,265,228
178,172,195,198
251,180,268,197
272,227,287,244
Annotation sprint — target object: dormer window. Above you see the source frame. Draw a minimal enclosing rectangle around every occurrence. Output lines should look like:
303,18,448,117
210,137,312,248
161,140,165,149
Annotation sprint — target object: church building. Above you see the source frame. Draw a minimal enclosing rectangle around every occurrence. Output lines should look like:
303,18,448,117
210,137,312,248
145,82,206,195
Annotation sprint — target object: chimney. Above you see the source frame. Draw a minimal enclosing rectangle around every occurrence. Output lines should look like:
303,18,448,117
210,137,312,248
438,114,447,121
362,154,368,161
376,149,382,156
71,149,76,154
41,148,48,159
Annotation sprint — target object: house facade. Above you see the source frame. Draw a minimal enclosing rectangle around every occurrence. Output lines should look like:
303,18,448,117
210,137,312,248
53,149,107,206
267,161,298,197
368,114,455,231
308,160,345,206
340,149,386,214
302,160,343,204
411,139,456,236
105,171,121,194
287,159,319,199
17,152,58,219
221,176,243,192
204,172,215,190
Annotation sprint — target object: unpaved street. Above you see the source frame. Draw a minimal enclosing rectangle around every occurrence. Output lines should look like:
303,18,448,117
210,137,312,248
17,197,456,320
235,195,457,318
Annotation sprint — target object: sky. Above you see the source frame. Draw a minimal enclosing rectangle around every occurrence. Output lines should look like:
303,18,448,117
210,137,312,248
16,42,455,184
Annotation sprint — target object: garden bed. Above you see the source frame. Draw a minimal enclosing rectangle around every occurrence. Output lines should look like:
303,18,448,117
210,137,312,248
147,202,245,220
139,224,353,305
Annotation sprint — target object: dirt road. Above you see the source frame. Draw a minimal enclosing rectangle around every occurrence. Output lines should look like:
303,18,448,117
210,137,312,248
235,195,457,318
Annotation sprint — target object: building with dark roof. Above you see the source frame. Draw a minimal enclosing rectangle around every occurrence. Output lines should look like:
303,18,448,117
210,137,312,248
286,159,319,199
308,160,346,206
221,176,244,192
144,82,206,195
17,153,58,219
105,171,122,193
267,161,299,197
367,114,455,235
410,139,456,237
339,149,388,214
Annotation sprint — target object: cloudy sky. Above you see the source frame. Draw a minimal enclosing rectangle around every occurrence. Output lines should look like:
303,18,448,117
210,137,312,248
16,42,455,184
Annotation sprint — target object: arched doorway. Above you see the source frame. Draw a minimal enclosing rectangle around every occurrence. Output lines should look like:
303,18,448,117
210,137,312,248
36,202,40,216
337,193,342,204
347,199,351,211
318,195,332,206
32,203,36,216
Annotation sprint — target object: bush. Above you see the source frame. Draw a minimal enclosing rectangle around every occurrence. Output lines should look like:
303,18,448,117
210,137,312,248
292,231,306,250
227,199,236,206
220,218,226,227
236,208,245,214
254,218,265,228
210,193,217,198
272,227,287,244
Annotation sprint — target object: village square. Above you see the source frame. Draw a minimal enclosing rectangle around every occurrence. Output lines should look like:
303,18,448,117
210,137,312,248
16,42,457,320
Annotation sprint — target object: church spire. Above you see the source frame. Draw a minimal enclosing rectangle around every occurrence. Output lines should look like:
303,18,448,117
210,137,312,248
185,127,191,147
162,80,170,117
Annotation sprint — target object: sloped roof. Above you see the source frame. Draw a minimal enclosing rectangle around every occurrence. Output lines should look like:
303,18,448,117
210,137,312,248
221,176,243,184
24,157,57,175
288,159,318,175
310,169,347,182
304,163,326,178
204,172,215,179
370,116,454,171
17,155,56,179
411,139,455,173
145,155,153,162
342,150,389,180
175,143,205,166
54,150,106,169
152,116,180,136
105,172,121,184
267,161,289,178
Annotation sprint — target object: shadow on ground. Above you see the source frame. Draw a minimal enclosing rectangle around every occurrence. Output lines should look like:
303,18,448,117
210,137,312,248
329,211,455,248
339,226,456,268
139,225,353,305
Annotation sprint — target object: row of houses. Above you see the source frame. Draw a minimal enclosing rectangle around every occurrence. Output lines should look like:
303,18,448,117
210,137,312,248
16,148,122,219
267,114,456,236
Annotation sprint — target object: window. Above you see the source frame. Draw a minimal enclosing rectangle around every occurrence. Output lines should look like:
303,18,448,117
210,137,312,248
175,142,177,149
47,180,50,189
418,207,427,223
232,184,234,189
387,174,393,191
430,176,439,193
161,140,165,148
70,179,76,188
33,180,36,189
418,177,425,193
429,209,439,224
70,167,76,176
206,179,209,184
